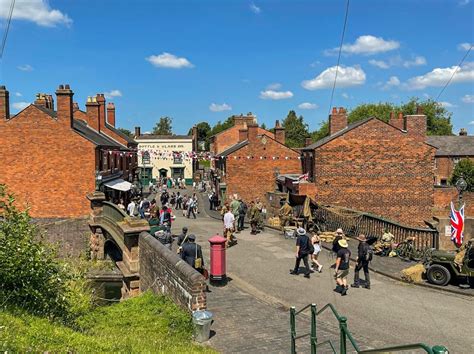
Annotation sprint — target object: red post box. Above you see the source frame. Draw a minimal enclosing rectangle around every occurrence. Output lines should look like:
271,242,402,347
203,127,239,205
208,234,227,283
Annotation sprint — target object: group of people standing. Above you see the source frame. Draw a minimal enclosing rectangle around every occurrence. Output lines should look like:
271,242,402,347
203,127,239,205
291,227,372,296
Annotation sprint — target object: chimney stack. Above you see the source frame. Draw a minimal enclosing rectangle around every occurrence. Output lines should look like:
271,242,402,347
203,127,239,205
329,107,347,135
73,102,80,111
274,119,285,144
135,126,141,137
96,93,106,132
305,137,313,147
107,102,116,127
34,93,54,110
55,84,74,128
405,108,427,139
459,128,468,136
85,96,100,131
389,111,405,130
0,85,10,121
247,123,258,142
238,128,248,142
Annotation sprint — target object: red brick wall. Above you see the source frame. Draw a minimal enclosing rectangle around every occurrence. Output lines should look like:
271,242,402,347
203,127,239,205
434,156,474,185
311,119,435,227
433,187,474,216
225,135,301,203
0,105,96,218
211,125,269,155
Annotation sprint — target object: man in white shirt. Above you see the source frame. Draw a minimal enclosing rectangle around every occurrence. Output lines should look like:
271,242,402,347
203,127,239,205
127,200,136,217
223,209,236,247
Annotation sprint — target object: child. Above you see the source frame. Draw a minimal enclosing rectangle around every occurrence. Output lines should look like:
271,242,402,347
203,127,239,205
311,232,323,273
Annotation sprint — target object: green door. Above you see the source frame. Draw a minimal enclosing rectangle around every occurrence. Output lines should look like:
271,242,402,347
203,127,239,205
140,167,153,186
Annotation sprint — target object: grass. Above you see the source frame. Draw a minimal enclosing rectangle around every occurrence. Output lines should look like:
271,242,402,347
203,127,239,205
0,292,215,353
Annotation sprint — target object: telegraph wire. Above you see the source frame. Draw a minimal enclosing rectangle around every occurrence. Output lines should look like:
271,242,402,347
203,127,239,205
435,44,472,101
328,0,350,116
0,0,16,59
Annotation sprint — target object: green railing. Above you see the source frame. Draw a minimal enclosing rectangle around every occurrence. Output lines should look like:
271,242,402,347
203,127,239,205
290,303,448,354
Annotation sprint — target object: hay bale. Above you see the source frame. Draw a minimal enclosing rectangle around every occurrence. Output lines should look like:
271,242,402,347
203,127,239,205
401,264,425,283
267,217,281,227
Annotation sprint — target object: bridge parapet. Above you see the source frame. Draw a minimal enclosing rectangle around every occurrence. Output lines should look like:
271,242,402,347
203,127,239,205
87,191,149,298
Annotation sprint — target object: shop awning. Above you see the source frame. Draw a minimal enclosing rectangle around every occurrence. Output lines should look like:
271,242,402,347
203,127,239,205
104,178,133,191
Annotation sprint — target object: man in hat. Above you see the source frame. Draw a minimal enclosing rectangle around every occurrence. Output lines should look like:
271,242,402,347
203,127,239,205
237,198,247,232
230,195,241,231
279,200,294,230
177,226,189,247
351,234,371,289
332,228,345,254
290,227,312,278
334,238,351,295
180,234,204,272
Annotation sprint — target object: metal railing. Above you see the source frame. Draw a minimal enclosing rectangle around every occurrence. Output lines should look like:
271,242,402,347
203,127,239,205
313,205,439,251
290,303,448,354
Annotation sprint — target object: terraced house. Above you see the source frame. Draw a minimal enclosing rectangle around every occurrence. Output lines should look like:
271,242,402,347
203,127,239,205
0,85,137,218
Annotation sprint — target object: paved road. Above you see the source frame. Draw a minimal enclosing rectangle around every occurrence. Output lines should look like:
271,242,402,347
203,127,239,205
164,198,472,353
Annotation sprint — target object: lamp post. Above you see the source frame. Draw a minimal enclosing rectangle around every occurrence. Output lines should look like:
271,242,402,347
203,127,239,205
95,170,102,191
455,176,467,208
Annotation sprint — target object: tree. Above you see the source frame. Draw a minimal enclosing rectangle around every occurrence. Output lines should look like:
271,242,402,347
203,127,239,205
282,110,309,148
450,158,474,192
152,117,173,135
209,116,235,137
117,127,133,138
188,122,211,150
347,102,396,124
260,123,267,130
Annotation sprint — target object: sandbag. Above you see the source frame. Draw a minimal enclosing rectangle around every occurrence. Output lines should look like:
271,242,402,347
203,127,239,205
400,264,425,283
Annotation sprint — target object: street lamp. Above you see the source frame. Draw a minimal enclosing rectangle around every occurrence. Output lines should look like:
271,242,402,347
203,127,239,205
455,176,467,207
95,170,102,191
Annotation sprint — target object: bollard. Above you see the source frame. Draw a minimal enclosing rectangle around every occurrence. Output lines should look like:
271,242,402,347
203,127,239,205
432,345,449,354
339,316,348,354
290,306,296,354
310,304,317,354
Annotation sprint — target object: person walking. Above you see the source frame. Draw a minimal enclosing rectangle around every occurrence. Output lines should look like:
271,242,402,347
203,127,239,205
176,192,182,210
311,232,323,273
230,195,240,232
177,227,189,247
332,228,345,254
334,239,351,296
290,228,313,278
351,234,371,289
223,208,236,246
127,199,136,217
180,234,205,274
255,198,265,231
187,196,197,219
279,200,293,229
237,198,247,231
249,201,259,235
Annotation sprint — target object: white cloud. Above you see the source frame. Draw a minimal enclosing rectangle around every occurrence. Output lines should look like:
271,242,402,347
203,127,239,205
12,102,29,110
404,62,474,90
469,121,474,125
15,92,22,97
259,90,293,100
301,65,366,90
458,42,473,51
382,76,400,90
0,0,72,27
438,101,456,108
462,94,474,103
250,3,261,14
298,102,318,110
17,64,33,72
266,83,282,90
403,56,427,68
325,35,399,56
104,90,122,99
209,103,232,112
310,61,321,67
459,0,471,6
369,59,390,69
342,93,350,99
146,52,194,69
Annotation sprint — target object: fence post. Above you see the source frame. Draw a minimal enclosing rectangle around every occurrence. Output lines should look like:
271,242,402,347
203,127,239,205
290,306,296,354
311,304,316,354
339,316,348,354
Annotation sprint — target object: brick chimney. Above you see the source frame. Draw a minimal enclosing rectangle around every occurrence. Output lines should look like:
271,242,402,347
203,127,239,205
234,112,256,127
305,137,313,147
238,128,248,142
329,107,347,135
34,93,54,110
0,85,10,121
459,128,468,136
96,93,106,132
389,111,405,130
247,123,258,142
55,84,74,128
107,102,115,127
134,126,141,138
274,120,285,144
405,106,426,139
85,96,100,131
73,102,80,111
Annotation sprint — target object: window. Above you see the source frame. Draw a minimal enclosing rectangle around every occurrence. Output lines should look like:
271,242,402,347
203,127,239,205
142,151,150,165
440,178,447,186
453,157,460,165
173,154,182,165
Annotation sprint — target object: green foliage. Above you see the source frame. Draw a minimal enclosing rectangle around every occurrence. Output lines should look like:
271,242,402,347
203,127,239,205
282,110,309,148
310,98,454,142
153,116,173,135
209,116,235,137
117,127,133,138
188,122,211,150
0,292,215,353
260,122,267,130
0,185,93,322
450,158,474,192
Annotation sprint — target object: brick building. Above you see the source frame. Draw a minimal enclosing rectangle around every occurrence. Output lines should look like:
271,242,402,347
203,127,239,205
212,121,300,203
209,112,269,155
426,129,474,186
297,107,436,227
0,85,137,218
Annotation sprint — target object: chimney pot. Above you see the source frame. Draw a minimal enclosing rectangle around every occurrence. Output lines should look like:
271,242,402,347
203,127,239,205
305,137,313,147
135,126,141,137
329,106,348,135
59,84,64,89
55,84,74,128
459,128,468,136
332,107,337,114
65,84,70,89
0,85,10,121
416,105,424,115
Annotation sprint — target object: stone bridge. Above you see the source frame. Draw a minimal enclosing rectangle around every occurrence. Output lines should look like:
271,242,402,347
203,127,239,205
86,191,207,311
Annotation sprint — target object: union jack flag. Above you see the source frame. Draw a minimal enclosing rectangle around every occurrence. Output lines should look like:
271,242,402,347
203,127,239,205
298,173,309,181
450,202,465,248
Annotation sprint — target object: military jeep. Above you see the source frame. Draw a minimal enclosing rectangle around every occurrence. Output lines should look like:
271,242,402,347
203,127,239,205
425,240,474,286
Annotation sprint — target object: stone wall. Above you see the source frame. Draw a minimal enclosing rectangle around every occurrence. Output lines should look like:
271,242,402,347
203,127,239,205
36,217,90,257
139,232,206,312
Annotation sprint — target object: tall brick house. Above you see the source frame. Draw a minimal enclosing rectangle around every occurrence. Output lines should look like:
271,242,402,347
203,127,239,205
213,121,300,203
298,107,436,227
0,85,137,218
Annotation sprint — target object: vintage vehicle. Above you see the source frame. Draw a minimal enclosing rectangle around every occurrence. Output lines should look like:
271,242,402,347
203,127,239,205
425,240,474,286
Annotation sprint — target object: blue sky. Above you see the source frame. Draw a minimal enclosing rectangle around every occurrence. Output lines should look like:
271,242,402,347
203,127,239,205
1,0,473,134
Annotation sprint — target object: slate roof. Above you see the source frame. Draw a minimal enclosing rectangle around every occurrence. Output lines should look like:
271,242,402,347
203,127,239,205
426,136,474,156
302,118,373,151
73,119,123,148
105,123,136,144
218,140,249,156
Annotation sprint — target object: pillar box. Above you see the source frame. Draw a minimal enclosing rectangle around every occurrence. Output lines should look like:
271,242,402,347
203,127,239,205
208,234,227,283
